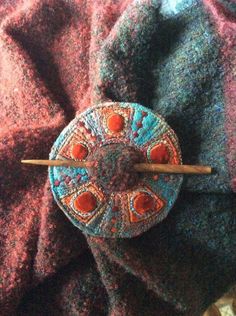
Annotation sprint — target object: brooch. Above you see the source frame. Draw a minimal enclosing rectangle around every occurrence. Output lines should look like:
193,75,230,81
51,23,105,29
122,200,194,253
22,102,211,238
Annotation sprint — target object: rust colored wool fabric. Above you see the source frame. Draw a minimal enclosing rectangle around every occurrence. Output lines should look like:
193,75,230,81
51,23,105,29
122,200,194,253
0,0,236,315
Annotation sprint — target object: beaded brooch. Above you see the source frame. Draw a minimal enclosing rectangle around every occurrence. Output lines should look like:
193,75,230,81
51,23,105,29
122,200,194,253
49,102,183,238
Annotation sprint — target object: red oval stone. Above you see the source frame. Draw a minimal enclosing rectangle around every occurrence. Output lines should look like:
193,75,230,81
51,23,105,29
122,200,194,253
71,143,88,160
107,113,125,132
133,192,155,215
150,143,170,163
74,191,97,213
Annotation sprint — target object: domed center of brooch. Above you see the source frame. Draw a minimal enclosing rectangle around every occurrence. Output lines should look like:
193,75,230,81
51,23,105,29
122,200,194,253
88,144,143,194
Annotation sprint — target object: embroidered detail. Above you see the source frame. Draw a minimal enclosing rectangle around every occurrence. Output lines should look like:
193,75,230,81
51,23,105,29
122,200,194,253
150,143,170,163
128,187,166,223
71,143,88,160
107,113,125,132
73,191,97,213
153,175,159,181
133,192,155,214
49,102,183,238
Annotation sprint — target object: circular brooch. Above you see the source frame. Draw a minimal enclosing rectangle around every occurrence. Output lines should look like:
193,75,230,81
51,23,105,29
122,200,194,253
49,102,183,238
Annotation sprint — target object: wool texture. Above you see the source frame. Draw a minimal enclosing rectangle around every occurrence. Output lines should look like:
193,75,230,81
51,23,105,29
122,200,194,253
0,0,235,315
89,143,142,193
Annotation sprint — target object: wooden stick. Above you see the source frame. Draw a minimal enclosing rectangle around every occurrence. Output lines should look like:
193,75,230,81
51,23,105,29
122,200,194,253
21,160,212,175
134,163,211,174
21,159,93,168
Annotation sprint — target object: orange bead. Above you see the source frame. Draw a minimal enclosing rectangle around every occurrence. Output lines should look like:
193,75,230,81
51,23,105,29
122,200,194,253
107,113,125,132
74,191,97,213
111,227,118,233
153,175,159,181
71,143,88,160
133,193,155,215
150,143,170,164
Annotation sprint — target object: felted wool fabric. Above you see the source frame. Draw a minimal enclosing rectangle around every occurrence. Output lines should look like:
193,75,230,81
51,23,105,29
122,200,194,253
0,0,235,315
48,102,183,238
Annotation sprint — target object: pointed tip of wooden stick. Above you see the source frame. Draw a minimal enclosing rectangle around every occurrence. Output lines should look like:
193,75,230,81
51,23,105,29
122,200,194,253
21,159,47,166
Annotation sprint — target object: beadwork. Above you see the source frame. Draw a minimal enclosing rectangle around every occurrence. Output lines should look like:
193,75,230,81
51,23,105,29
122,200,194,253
49,102,183,238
